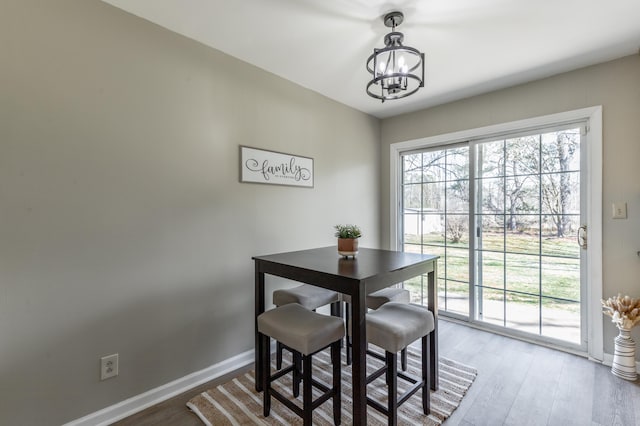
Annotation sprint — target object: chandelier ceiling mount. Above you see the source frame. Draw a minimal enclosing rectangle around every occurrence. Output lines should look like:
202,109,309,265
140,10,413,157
366,11,425,103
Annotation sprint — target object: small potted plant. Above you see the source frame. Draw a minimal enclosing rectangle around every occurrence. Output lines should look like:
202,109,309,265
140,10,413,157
334,224,362,258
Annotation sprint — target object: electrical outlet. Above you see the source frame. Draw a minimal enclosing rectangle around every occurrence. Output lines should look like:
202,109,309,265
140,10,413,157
100,353,119,380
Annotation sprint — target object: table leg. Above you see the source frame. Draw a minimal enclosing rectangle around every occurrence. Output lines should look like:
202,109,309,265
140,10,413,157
255,268,265,392
427,268,439,391
350,290,367,425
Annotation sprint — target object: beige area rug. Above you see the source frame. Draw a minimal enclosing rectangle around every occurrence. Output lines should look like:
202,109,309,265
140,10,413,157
187,347,477,425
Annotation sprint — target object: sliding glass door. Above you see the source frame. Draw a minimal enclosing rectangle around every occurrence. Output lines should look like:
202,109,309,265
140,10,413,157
401,124,586,349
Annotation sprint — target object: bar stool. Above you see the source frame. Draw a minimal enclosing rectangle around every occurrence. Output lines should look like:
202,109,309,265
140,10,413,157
343,287,410,366
257,303,345,426
272,284,340,369
366,287,411,309
366,302,434,426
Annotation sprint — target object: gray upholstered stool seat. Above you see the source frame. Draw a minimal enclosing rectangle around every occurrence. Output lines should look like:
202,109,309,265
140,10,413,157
365,302,435,426
367,302,434,353
366,287,411,310
273,284,340,310
342,287,411,366
259,303,345,355
340,286,409,306
272,284,341,369
257,303,344,426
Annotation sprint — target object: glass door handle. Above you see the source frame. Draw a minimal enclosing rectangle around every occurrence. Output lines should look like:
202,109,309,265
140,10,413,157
577,225,587,250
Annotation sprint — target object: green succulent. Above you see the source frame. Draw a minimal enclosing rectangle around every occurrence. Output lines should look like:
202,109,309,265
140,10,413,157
334,224,362,239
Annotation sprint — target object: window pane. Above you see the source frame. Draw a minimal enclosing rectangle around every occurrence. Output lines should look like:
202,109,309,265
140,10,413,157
478,177,504,213
541,256,580,301
477,286,504,326
541,215,580,257
404,275,423,303
445,215,469,248
505,253,539,295
446,279,469,316
446,147,469,180
477,251,504,290
403,153,423,183
403,212,421,244
505,176,539,215
447,180,469,213
403,243,422,254
506,292,539,335
542,298,580,344
505,215,539,255
477,214,505,252
422,182,444,212
541,171,580,215
477,141,504,178
422,151,446,182
540,129,580,173
447,247,469,282
422,214,444,245
425,245,446,275
505,135,539,176
403,184,422,210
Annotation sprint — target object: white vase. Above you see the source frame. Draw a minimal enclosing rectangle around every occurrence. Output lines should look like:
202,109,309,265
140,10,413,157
611,327,638,381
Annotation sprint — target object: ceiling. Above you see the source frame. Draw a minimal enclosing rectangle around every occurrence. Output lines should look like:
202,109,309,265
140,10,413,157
102,0,640,119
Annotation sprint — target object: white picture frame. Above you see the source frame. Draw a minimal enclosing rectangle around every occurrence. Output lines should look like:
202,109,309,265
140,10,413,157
240,146,314,188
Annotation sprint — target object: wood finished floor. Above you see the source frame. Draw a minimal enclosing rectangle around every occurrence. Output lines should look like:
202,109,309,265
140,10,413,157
114,319,640,425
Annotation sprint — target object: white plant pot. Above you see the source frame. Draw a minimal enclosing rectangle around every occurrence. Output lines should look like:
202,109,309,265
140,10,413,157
611,328,637,381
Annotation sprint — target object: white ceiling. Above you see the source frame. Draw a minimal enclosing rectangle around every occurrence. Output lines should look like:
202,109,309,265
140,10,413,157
102,0,640,119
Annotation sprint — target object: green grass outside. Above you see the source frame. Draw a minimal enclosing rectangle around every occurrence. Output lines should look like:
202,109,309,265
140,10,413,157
403,231,581,313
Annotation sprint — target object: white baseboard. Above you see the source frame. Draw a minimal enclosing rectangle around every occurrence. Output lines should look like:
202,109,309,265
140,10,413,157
602,352,640,372
64,349,255,426
60,347,640,425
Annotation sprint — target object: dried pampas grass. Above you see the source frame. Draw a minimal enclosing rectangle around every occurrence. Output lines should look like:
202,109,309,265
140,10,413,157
602,293,640,330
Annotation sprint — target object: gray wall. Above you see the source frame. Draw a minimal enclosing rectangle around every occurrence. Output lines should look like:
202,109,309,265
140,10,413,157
4,0,639,424
1,1,380,424
380,55,640,357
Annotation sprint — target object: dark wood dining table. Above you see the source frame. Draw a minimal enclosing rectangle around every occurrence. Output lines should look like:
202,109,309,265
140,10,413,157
253,246,439,426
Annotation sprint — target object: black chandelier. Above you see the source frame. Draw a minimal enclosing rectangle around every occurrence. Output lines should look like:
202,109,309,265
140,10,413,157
366,11,425,102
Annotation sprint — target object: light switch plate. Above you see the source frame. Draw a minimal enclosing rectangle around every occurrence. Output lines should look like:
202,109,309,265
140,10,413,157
612,202,627,219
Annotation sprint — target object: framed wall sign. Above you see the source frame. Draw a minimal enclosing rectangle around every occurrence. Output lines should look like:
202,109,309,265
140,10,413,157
240,146,314,188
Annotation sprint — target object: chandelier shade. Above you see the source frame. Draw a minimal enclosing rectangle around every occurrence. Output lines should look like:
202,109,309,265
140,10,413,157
366,11,425,102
